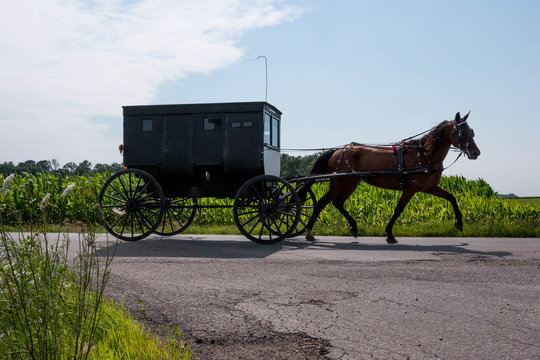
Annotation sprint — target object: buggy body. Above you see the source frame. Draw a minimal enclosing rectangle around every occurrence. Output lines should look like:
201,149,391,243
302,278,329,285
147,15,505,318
122,102,282,198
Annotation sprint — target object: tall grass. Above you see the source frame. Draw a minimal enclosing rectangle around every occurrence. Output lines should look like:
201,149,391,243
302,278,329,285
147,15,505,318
0,177,114,359
91,300,191,360
0,174,192,359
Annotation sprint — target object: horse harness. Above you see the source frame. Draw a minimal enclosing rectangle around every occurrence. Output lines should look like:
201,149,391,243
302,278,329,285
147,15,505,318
392,143,443,190
334,142,443,191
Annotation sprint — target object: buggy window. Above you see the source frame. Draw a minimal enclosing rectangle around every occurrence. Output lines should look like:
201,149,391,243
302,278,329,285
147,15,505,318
264,113,271,144
272,117,279,147
142,119,153,132
264,112,279,148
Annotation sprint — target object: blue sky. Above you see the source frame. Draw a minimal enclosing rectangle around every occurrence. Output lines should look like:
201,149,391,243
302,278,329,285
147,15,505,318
1,1,539,195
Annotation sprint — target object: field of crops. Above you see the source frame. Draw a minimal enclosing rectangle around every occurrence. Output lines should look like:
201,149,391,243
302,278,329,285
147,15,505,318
1,172,538,237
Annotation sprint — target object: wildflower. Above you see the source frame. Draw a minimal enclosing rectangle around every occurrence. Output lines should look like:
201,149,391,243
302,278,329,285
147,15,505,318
2,173,15,195
40,193,51,211
60,183,76,198
112,208,126,217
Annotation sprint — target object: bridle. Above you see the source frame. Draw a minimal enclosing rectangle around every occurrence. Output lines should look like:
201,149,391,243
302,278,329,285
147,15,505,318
454,120,475,158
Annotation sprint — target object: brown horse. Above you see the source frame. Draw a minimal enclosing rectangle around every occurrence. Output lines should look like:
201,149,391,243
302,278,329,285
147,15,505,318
300,112,480,244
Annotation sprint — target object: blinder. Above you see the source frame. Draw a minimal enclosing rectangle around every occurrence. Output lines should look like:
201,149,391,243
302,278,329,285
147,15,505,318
454,120,475,156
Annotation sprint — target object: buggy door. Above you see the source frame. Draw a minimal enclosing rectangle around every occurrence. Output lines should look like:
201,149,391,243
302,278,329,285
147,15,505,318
194,114,224,172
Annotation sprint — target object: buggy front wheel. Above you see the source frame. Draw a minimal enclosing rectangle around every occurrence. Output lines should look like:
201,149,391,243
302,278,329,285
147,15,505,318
233,175,300,244
288,185,316,238
98,169,165,241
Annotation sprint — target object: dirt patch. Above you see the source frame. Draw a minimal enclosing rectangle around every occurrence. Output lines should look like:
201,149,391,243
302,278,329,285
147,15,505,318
191,333,330,360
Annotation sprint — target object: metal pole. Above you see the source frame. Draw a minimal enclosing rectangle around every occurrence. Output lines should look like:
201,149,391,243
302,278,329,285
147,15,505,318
257,56,268,102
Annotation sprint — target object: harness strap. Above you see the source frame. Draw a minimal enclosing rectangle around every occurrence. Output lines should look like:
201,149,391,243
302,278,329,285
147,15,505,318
392,144,406,190
335,143,354,172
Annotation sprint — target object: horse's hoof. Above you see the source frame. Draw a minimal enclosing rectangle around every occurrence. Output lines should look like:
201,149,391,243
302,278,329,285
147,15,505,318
386,236,398,244
454,222,463,232
305,229,315,241
350,229,358,238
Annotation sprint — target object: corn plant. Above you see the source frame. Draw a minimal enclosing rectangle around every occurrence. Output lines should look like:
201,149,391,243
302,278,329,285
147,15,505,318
0,173,538,236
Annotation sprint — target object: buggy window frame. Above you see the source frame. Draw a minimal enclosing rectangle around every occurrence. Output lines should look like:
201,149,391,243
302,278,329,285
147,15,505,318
264,111,280,149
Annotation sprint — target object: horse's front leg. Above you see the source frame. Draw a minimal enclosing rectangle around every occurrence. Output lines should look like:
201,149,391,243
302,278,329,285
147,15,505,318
305,191,335,241
423,186,463,231
331,180,360,237
385,190,415,244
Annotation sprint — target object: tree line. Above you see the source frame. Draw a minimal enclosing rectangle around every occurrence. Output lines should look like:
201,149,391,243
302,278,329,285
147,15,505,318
1,153,321,178
279,153,320,178
0,160,124,176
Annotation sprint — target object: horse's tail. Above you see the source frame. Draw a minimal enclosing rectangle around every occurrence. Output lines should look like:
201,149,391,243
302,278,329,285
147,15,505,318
310,149,336,175
297,149,336,202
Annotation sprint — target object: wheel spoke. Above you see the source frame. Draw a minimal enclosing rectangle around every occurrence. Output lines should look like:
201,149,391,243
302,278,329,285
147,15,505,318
104,193,127,204
108,182,128,202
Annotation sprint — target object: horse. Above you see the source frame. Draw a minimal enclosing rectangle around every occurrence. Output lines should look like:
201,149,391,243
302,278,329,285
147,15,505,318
299,112,480,244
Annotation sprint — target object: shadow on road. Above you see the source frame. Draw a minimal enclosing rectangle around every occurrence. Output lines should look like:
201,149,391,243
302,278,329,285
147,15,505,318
95,235,512,259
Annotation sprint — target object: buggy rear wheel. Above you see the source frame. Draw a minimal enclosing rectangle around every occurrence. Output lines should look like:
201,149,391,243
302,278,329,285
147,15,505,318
98,169,165,241
233,175,300,244
154,197,197,236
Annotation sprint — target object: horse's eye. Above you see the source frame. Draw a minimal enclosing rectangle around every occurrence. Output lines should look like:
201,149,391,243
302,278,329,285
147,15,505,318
470,129,475,137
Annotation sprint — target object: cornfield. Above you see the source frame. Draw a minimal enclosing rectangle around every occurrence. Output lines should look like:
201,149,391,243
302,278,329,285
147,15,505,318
1,173,538,237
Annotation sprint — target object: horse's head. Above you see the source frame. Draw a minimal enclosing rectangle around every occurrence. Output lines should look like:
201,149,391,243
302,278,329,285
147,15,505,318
451,112,480,159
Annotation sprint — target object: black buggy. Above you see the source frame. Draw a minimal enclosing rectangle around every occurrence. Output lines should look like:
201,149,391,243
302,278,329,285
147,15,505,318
98,102,315,244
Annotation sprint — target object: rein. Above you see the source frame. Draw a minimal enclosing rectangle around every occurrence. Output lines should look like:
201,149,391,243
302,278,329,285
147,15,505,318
282,121,467,180
281,122,443,153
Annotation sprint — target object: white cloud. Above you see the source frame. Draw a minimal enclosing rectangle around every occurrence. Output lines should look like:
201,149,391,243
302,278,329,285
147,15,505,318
0,0,303,165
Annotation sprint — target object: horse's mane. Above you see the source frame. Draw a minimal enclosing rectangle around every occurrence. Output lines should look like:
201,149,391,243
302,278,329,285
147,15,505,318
419,120,449,153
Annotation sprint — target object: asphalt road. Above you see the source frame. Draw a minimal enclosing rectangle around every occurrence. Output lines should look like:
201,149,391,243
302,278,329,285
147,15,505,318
91,235,540,360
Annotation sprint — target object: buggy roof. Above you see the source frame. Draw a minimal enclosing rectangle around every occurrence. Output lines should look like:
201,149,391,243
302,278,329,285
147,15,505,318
123,101,281,117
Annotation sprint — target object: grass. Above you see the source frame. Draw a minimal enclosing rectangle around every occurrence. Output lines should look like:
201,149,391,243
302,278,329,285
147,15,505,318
90,300,191,359
510,197,540,206
0,176,193,360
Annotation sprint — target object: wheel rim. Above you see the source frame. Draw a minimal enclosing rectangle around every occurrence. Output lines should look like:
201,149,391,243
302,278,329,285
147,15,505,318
154,197,197,236
99,169,164,241
234,175,300,244
289,186,316,238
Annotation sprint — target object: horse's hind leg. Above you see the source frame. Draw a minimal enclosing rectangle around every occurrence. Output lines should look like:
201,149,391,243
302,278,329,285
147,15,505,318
385,190,415,244
424,186,463,231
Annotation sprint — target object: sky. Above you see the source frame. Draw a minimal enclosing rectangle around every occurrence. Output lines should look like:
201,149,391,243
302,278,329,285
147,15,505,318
1,0,539,196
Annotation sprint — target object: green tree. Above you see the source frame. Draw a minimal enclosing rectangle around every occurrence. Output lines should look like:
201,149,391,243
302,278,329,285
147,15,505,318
36,160,52,172
75,160,92,175
63,162,77,173
280,153,319,178
0,161,16,175
17,160,38,174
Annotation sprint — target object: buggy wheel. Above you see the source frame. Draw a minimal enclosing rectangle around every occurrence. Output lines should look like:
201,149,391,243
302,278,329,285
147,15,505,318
288,185,316,238
154,197,197,236
233,175,300,244
98,169,164,241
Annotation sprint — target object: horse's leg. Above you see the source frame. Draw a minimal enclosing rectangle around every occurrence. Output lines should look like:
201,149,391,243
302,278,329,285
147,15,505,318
305,182,339,241
332,180,360,237
332,198,358,237
385,190,415,244
423,186,463,231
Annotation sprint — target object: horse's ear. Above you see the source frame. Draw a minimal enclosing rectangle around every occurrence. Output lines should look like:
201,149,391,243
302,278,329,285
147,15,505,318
455,112,461,123
462,111,470,122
